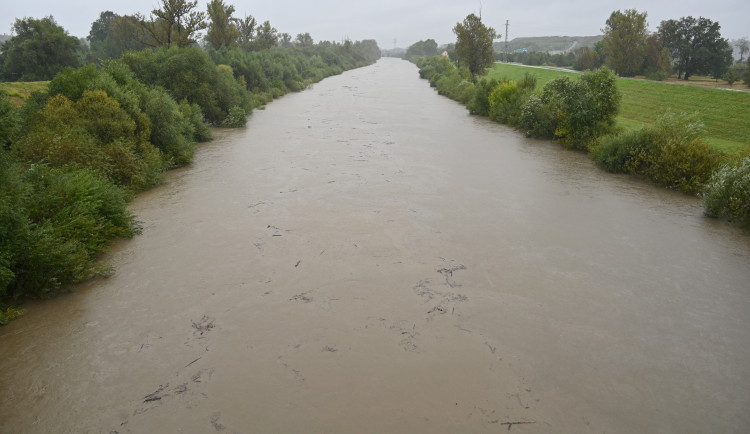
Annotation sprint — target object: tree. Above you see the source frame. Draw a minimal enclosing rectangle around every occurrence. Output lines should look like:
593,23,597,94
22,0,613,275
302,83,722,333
254,21,278,50
141,0,207,48
453,13,497,77
295,33,313,48
733,37,749,63
205,0,239,50
642,34,672,79
405,39,439,59
236,15,257,49
572,46,601,71
1,16,82,81
658,16,733,80
602,9,649,76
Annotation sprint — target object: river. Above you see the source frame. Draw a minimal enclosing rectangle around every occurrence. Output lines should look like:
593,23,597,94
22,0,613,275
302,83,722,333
1,58,749,433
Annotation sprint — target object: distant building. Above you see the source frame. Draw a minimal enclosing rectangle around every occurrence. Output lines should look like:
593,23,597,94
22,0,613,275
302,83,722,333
442,51,449,58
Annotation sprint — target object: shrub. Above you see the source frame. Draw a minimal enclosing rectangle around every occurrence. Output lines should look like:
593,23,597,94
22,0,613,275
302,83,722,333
488,80,533,125
703,157,750,228
467,78,499,116
222,106,248,127
1,162,136,299
593,112,723,193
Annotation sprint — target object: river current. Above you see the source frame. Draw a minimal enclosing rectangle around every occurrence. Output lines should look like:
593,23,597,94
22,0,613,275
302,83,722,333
1,58,749,433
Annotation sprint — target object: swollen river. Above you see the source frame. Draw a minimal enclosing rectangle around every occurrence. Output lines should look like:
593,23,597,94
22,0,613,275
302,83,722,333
1,58,749,433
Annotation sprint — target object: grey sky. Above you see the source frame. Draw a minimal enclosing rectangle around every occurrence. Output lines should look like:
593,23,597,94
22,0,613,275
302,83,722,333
2,0,748,49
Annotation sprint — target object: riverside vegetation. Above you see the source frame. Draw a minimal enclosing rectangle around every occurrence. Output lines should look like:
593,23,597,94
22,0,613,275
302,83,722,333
0,42,381,323
414,55,750,230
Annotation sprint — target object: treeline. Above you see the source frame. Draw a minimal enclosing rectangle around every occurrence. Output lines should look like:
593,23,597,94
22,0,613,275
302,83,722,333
0,1,380,322
414,55,749,229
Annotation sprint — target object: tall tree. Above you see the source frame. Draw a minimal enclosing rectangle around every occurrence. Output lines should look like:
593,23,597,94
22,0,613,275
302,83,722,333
405,39,439,59
205,0,239,50
733,37,749,63
141,0,207,48
658,16,733,80
295,33,313,48
453,13,497,77
602,9,649,77
254,21,278,50
236,15,257,49
1,16,82,81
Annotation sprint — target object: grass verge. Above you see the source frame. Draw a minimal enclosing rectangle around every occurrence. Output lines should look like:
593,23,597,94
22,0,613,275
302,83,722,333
488,63,750,154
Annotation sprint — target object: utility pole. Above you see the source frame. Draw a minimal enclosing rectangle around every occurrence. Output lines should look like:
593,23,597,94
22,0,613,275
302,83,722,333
504,20,510,62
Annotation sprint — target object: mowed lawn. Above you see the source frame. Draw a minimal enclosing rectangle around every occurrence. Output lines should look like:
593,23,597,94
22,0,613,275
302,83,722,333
487,63,750,154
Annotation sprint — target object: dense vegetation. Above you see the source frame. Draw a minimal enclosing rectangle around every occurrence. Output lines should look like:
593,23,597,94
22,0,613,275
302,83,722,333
414,53,748,229
0,1,380,323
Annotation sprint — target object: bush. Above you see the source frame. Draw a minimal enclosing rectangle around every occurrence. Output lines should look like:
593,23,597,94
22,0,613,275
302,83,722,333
467,78,499,116
703,157,750,228
1,160,137,300
593,112,723,193
488,80,534,125
222,106,248,127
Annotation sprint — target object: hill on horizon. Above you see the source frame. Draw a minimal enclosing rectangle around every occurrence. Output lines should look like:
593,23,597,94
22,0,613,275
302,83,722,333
494,35,603,54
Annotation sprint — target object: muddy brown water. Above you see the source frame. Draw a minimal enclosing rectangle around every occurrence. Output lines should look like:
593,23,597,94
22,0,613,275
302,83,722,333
1,58,749,433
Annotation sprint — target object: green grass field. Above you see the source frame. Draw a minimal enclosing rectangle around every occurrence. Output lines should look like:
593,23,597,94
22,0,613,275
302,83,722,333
487,63,750,154
0,81,49,107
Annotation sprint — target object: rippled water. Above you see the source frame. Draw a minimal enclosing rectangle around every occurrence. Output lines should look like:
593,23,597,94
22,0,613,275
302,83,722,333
1,58,749,433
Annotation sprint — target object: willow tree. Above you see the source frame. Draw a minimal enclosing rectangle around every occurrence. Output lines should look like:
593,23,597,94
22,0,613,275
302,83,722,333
453,13,497,77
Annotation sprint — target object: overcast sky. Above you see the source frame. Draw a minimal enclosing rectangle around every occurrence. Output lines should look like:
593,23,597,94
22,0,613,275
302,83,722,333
2,0,748,49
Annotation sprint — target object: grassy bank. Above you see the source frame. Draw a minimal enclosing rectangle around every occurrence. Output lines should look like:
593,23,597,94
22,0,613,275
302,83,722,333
488,63,750,154
0,81,49,107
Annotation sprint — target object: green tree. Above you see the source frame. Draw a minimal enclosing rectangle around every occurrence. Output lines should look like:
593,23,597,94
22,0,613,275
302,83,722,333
658,16,733,80
254,21,279,50
205,0,239,50
572,46,601,71
602,9,649,76
405,39,439,59
141,0,207,48
453,13,497,77
236,15,257,49
88,11,120,61
295,33,314,48
1,16,82,81
733,37,749,63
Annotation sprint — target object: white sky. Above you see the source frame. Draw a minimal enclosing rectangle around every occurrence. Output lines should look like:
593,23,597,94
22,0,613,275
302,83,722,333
2,0,748,49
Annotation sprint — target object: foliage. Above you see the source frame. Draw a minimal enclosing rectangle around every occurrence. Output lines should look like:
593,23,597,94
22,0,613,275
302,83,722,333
593,112,723,193
487,74,537,125
0,151,137,300
702,157,750,228
573,47,602,71
0,91,20,147
221,106,247,127
1,16,83,81
488,62,750,154
602,9,649,76
467,77,499,116
658,16,734,80
520,67,620,149
121,46,251,125
205,0,240,50
453,14,497,77
405,39,440,59
642,34,672,80
141,0,207,48
734,37,750,63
